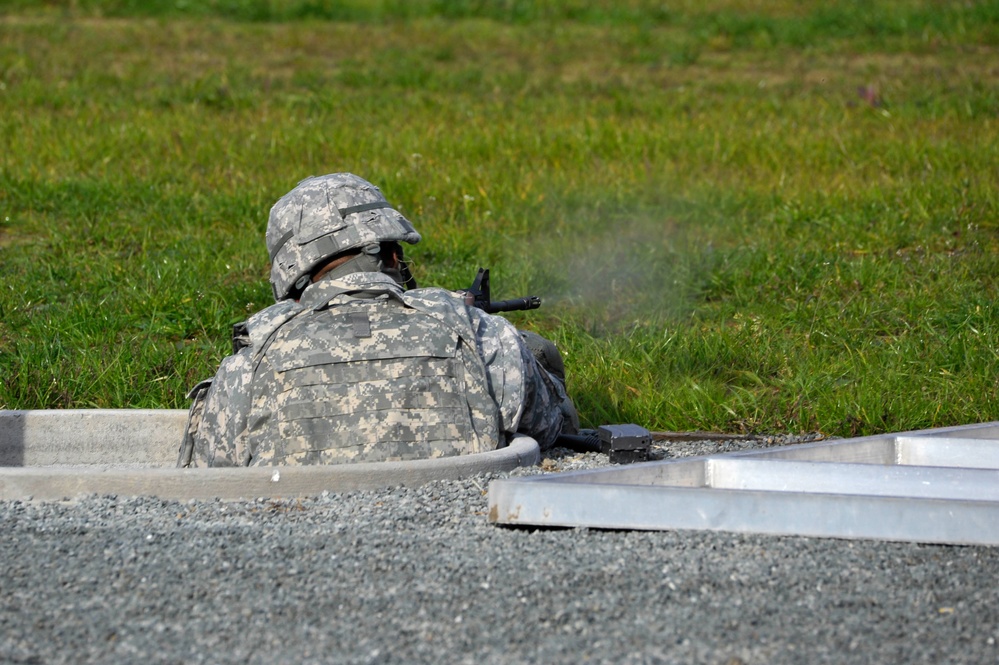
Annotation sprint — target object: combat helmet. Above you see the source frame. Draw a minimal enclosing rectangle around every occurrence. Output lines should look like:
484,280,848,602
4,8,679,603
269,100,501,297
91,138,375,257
266,173,422,301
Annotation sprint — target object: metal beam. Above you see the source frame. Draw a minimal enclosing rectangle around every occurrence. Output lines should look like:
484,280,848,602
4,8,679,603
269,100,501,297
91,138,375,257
488,422,999,546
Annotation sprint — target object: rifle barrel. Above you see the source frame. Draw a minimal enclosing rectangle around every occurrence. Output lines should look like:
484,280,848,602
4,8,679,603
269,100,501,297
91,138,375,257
486,296,541,313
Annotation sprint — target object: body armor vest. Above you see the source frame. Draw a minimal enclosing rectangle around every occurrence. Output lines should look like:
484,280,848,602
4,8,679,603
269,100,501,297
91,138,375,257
245,294,501,466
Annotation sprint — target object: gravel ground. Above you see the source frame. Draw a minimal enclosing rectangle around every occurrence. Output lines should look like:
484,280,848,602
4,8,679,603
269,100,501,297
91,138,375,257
2,436,998,664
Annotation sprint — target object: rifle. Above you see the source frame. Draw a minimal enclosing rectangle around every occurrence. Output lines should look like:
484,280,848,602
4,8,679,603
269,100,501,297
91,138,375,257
461,269,654,464
465,268,542,314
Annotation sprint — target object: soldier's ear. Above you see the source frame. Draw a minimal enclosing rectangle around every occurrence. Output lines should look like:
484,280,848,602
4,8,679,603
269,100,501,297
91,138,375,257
382,241,402,268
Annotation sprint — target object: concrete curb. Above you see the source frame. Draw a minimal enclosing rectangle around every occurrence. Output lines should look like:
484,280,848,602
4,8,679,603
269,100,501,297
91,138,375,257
0,410,541,500
0,410,186,466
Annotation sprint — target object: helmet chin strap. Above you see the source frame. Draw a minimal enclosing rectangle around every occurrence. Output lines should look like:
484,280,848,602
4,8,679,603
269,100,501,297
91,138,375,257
395,247,418,290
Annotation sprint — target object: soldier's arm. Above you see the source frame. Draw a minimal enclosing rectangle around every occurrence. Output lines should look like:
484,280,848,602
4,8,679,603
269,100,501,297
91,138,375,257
183,347,255,467
509,339,568,450
468,308,565,449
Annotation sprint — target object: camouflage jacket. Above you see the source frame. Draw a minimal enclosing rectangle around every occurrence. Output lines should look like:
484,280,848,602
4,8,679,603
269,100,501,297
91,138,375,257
179,271,567,467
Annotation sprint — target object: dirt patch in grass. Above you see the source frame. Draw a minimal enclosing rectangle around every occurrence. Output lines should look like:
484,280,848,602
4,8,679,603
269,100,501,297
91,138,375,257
5,16,996,96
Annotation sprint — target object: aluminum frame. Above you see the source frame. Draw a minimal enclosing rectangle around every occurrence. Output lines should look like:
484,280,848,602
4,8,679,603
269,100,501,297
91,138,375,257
487,422,999,545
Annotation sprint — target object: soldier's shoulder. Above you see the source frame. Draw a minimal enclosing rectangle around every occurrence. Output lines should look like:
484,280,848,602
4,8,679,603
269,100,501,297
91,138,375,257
402,287,524,348
401,287,473,322
402,286,466,310
245,299,304,349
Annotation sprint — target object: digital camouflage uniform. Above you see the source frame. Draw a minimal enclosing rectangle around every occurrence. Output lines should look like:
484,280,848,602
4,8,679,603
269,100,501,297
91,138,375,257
179,173,573,468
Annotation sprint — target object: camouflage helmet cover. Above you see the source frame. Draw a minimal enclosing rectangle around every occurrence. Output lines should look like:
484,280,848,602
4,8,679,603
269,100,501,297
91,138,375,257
266,173,421,300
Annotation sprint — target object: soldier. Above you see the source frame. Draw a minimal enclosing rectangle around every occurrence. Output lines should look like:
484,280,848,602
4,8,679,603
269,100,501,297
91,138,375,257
178,173,578,467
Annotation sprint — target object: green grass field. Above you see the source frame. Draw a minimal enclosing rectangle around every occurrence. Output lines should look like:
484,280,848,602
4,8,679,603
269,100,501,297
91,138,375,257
1,0,997,437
